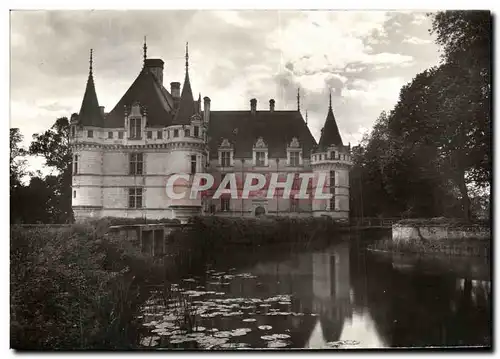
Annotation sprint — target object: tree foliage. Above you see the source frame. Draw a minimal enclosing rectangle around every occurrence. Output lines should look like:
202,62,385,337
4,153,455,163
350,11,491,221
10,117,74,224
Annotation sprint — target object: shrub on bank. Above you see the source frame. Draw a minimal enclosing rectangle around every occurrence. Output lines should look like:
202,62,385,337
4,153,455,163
10,224,165,350
188,216,342,248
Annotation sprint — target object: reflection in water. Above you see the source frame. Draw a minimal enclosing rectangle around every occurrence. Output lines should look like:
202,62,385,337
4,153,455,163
339,311,386,348
139,231,491,349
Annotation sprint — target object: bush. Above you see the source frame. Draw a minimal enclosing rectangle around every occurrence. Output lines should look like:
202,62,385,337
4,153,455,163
188,216,341,248
10,223,165,350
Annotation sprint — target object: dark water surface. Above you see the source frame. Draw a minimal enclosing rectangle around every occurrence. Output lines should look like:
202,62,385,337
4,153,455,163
138,230,491,349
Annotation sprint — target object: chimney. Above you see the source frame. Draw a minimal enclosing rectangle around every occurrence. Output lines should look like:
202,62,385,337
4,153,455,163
250,98,257,114
170,82,181,98
99,106,105,116
145,58,164,85
269,99,275,112
203,96,211,123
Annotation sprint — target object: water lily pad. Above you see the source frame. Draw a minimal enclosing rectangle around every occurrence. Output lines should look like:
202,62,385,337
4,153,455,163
261,335,276,341
194,326,206,332
231,328,250,337
274,333,291,339
267,340,289,348
258,325,272,330
214,331,233,338
242,318,257,322
182,278,196,282
259,304,272,307
140,336,160,347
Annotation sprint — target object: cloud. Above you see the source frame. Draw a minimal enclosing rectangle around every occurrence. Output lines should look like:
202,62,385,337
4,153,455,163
403,36,433,45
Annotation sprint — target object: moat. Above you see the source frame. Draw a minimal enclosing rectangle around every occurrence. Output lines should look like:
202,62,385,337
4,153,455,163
137,230,491,349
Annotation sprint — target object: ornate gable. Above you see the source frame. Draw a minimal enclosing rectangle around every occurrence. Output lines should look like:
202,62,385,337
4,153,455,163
254,136,267,149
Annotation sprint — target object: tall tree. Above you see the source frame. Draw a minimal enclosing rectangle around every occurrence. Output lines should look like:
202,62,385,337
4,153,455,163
29,117,73,223
429,11,492,220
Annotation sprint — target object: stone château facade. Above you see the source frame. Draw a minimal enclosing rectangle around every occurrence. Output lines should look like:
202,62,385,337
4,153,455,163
70,43,352,222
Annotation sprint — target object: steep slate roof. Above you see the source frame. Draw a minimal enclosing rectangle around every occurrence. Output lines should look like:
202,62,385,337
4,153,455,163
78,51,103,127
105,69,174,128
207,110,317,158
318,98,344,150
172,70,196,125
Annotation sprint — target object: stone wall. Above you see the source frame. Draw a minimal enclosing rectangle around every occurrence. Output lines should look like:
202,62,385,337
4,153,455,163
392,223,491,242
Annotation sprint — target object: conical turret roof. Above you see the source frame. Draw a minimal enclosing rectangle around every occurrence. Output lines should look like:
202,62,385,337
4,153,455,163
173,43,197,125
78,49,104,127
318,92,343,149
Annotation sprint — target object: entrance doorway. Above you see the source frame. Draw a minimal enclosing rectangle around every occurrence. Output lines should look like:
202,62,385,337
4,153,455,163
255,206,266,217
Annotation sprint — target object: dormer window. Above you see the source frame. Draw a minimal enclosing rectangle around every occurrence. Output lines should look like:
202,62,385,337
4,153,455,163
256,151,266,166
108,131,113,139
253,137,268,167
290,151,299,166
129,118,141,139
218,138,234,167
157,131,163,139
185,128,190,137
147,131,152,139
87,130,93,138
221,151,231,167
174,129,179,138
194,126,199,137
287,137,302,167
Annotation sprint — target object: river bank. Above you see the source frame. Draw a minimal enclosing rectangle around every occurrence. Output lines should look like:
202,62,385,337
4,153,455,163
10,216,345,350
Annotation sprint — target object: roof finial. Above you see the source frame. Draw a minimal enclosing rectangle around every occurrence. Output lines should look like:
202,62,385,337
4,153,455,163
329,88,332,110
297,87,300,111
89,48,93,75
185,42,189,71
143,36,147,66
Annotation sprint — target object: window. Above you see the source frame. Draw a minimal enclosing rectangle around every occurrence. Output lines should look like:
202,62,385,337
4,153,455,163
221,197,230,211
87,130,93,138
167,130,170,139
129,188,143,208
290,151,300,166
185,128,190,137
71,126,76,138
129,118,141,139
73,190,76,198
330,170,335,211
220,151,231,167
290,198,299,212
157,130,163,139
130,153,144,175
194,126,199,137
256,151,266,166
190,155,197,174
147,131,152,139
174,129,179,137
73,155,78,174
118,131,124,139
108,131,113,139
220,173,230,189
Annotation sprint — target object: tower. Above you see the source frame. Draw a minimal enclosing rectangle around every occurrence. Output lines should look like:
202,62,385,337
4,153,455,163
70,49,105,219
311,91,352,220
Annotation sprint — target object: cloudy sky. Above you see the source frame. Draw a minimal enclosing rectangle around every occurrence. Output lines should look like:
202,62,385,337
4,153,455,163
10,10,441,171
